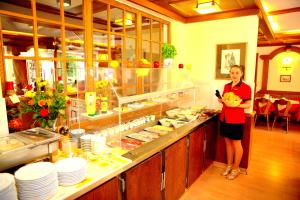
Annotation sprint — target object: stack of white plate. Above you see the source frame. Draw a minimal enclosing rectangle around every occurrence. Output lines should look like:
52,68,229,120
91,135,107,155
80,134,94,152
15,162,58,200
70,129,85,148
55,157,87,186
0,173,17,200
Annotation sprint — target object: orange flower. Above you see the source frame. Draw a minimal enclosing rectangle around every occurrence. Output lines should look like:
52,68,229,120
28,99,34,106
38,100,46,107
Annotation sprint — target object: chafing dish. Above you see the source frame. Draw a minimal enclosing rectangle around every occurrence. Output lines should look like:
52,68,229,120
0,128,61,171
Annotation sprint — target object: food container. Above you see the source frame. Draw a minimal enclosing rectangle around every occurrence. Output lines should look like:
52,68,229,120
0,128,60,172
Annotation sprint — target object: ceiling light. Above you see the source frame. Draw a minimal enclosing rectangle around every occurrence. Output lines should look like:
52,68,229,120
194,0,221,14
57,0,71,7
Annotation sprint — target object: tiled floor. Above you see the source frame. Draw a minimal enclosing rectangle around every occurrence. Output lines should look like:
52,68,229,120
180,123,300,200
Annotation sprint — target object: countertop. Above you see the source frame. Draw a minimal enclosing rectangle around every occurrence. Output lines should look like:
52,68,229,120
51,114,218,200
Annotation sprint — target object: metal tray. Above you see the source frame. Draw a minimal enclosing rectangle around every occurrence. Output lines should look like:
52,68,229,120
0,128,61,171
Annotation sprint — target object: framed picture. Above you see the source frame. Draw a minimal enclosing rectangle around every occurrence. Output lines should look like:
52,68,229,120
215,43,247,79
280,75,291,82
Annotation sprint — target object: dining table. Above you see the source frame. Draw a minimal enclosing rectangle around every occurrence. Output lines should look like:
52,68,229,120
254,97,300,121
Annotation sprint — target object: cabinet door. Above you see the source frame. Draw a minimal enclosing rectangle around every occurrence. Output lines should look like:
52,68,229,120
187,127,204,187
93,178,120,200
165,137,187,200
124,153,162,200
77,190,93,200
204,119,218,170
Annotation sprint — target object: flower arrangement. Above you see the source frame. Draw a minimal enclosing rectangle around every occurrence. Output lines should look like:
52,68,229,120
96,80,109,97
21,81,70,129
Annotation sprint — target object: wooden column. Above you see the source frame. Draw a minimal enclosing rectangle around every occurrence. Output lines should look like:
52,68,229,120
0,17,5,97
261,56,270,91
84,0,94,91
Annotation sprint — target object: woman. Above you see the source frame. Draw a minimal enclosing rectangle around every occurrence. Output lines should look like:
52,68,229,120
219,65,251,180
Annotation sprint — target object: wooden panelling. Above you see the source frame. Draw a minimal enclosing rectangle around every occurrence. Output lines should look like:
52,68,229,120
268,6,300,15
204,119,218,171
93,178,120,200
76,178,120,200
77,191,94,200
165,137,187,200
187,127,204,187
240,113,253,168
127,0,186,22
214,114,253,169
256,90,300,98
186,8,259,23
124,153,162,200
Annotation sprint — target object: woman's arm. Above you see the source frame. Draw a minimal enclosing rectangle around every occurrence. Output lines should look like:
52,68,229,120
238,100,251,109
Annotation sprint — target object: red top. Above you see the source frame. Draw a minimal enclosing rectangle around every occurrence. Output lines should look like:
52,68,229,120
219,80,252,124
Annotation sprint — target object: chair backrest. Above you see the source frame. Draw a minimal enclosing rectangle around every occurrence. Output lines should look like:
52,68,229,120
255,97,272,115
273,98,292,116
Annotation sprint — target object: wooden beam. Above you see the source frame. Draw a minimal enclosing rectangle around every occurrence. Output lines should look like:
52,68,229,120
127,0,186,22
268,7,300,16
255,0,274,40
257,41,300,47
186,7,259,23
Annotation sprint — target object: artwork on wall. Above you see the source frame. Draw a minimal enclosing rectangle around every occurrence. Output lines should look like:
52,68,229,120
280,75,291,82
215,43,247,79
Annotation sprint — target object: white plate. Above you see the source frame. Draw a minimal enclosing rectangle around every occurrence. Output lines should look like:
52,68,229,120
15,162,56,181
55,157,86,173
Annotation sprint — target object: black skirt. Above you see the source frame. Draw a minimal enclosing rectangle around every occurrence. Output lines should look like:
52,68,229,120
220,122,244,140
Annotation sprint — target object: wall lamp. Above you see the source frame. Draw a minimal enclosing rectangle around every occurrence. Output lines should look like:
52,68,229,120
57,0,71,7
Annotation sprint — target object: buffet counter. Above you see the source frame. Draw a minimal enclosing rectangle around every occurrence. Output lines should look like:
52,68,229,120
50,115,218,200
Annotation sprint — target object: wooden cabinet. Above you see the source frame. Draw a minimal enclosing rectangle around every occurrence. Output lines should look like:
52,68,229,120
187,127,204,187
77,177,119,200
203,118,218,171
124,153,162,200
93,178,120,200
164,137,187,200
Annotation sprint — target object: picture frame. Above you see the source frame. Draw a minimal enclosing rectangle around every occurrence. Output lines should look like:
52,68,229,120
215,43,247,79
280,75,291,82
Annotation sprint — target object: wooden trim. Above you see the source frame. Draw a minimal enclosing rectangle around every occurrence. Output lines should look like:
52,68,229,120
260,58,269,91
254,53,258,93
3,56,36,60
127,0,186,22
256,0,274,40
268,7,300,16
186,7,259,23
107,4,111,61
0,17,5,97
0,10,33,20
84,0,94,92
31,0,40,81
261,46,300,60
258,41,300,47
256,90,300,98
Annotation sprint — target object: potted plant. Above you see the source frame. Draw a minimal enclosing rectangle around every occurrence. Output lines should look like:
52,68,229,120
162,43,177,66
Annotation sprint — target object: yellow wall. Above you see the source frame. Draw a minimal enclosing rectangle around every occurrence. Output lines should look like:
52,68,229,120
171,15,259,109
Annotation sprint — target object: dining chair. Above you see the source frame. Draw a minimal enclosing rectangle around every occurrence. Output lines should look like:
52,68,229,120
254,97,272,129
271,98,292,133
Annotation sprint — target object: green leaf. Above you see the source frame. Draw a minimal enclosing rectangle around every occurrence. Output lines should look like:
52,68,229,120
41,120,47,128
33,113,39,119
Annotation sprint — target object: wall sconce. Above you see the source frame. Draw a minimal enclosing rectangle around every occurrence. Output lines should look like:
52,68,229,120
194,0,221,14
57,0,71,7
281,57,292,71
